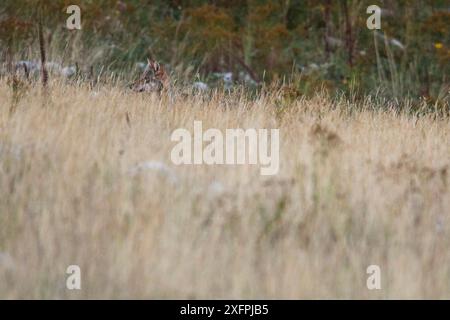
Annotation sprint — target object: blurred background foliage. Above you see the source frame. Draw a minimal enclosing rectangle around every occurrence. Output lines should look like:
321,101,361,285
0,0,449,102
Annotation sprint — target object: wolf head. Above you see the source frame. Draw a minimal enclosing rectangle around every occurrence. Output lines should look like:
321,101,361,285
132,59,168,93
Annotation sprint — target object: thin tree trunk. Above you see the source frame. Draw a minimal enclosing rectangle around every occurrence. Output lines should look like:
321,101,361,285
341,0,354,67
38,20,48,89
324,0,332,59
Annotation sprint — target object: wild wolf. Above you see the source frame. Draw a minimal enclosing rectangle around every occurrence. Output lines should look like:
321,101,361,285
131,59,169,94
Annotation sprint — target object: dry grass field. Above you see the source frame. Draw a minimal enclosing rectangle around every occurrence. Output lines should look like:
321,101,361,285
0,79,449,299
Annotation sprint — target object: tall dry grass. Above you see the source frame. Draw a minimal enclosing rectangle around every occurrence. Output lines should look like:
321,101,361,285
0,79,449,299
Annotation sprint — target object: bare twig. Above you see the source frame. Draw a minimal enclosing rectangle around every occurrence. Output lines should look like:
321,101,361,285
324,0,332,59
341,0,354,67
226,48,261,83
38,19,48,89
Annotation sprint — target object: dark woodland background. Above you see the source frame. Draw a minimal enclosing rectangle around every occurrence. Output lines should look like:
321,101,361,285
0,0,449,103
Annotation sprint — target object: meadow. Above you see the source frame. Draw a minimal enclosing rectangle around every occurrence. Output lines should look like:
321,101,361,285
0,0,449,299
0,79,449,298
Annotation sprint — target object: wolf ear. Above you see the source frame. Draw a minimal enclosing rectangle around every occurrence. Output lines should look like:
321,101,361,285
153,61,160,72
146,58,161,72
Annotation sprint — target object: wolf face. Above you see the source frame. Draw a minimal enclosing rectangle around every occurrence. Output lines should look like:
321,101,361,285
132,59,168,94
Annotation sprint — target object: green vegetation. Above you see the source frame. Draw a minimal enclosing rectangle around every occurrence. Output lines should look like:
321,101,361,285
0,0,449,105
